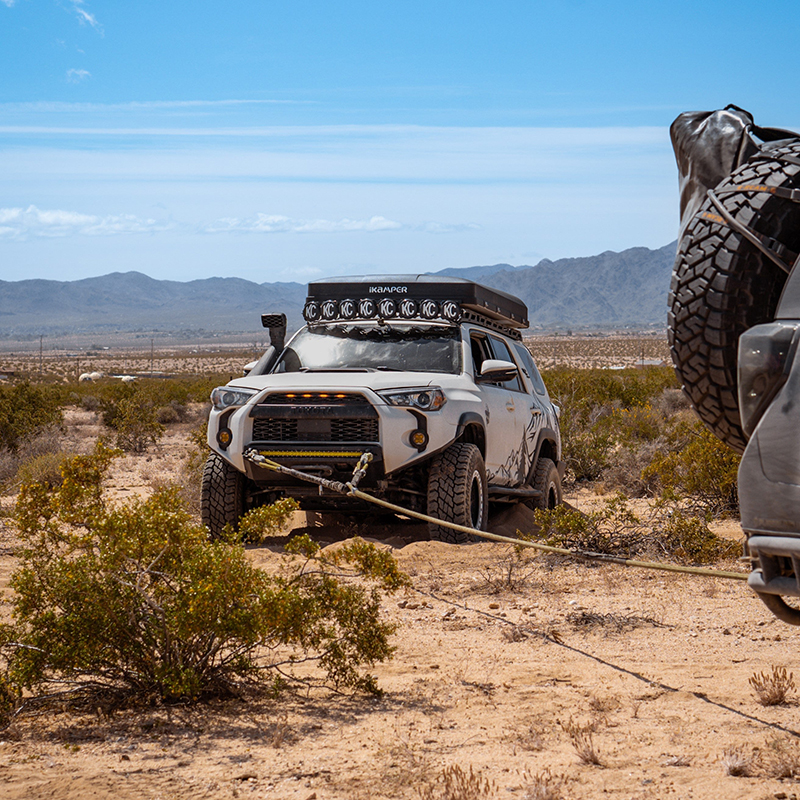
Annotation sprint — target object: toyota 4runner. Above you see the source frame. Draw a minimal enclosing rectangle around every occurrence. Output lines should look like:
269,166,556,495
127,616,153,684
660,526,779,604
201,275,563,543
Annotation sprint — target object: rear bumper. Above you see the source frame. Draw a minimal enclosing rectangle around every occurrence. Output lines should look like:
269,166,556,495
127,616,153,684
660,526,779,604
746,535,800,598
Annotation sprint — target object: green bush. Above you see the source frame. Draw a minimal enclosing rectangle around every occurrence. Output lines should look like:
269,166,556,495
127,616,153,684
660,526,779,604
2,444,409,704
542,367,678,483
642,421,740,515
0,383,62,454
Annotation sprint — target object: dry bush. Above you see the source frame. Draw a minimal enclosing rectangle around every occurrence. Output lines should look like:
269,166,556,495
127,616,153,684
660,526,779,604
560,718,603,766
762,735,800,779
480,547,537,593
531,494,739,565
515,722,546,752
520,768,566,800
417,765,497,800
720,746,756,777
749,665,795,706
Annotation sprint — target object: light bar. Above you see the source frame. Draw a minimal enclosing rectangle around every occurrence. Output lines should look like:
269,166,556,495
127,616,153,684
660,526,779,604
303,296,462,323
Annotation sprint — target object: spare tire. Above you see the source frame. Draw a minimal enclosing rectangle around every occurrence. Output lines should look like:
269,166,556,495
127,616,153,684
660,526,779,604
669,140,800,452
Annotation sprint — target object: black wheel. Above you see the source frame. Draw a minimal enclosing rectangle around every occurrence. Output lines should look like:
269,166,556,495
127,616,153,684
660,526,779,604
530,457,562,510
669,141,800,452
201,452,245,539
426,443,487,544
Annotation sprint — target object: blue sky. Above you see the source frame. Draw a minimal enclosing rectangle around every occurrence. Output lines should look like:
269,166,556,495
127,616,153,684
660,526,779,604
3,0,800,283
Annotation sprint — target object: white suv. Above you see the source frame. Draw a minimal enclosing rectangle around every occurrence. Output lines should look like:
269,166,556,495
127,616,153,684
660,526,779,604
201,276,563,543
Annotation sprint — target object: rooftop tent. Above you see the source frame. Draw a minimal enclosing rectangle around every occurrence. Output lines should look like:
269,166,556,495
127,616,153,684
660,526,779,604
306,275,529,329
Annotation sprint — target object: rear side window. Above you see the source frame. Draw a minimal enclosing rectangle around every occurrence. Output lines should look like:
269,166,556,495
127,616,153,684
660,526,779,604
513,343,548,396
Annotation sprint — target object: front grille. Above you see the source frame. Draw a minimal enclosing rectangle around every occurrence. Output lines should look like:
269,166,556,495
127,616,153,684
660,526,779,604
252,417,378,443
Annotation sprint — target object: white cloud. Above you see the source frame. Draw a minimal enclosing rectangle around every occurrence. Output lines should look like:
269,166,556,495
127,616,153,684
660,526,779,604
1,0,15,8
205,214,403,234
0,206,172,239
66,68,91,83
70,0,102,33
417,222,481,234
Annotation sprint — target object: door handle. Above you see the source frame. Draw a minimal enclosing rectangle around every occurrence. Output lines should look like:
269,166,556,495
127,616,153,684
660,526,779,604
505,403,515,412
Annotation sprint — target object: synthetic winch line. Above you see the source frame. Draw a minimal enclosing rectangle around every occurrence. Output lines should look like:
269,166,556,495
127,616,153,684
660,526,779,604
244,450,749,582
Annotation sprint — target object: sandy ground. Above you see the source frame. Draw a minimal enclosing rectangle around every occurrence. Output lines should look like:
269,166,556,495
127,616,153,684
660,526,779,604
0,414,798,800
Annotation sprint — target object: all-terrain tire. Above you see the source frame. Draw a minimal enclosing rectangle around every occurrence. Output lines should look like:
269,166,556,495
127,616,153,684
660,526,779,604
669,141,800,453
427,443,488,544
530,457,562,510
201,452,245,539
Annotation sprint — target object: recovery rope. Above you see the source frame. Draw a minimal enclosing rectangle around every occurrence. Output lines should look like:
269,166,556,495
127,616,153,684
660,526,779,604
242,448,748,583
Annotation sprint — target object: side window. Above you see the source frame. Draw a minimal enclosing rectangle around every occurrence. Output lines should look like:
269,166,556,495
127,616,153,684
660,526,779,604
513,342,548,396
470,332,493,377
488,336,523,392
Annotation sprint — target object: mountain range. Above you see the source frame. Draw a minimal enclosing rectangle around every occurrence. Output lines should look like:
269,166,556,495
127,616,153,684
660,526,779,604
0,242,677,337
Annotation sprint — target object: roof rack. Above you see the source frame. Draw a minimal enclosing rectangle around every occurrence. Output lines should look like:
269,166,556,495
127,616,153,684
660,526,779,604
304,275,529,331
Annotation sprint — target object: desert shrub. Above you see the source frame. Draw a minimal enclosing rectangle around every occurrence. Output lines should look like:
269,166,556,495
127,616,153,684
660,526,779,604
14,451,70,488
236,498,299,543
542,367,678,483
99,387,164,452
0,383,63,454
1,444,408,704
642,421,740,514
181,418,209,513
531,494,739,564
417,765,497,800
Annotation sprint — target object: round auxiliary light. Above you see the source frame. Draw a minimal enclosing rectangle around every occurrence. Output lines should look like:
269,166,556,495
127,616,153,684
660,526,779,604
399,298,418,318
303,301,321,322
378,297,398,318
419,299,439,319
321,299,339,320
358,297,377,318
441,300,462,322
339,298,356,319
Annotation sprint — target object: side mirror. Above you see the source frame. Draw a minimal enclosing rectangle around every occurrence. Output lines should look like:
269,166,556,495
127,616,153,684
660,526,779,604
477,359,518,383
243,360,258,376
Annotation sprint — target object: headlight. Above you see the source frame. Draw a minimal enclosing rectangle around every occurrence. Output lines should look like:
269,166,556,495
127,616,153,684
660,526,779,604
210,386,258,411
378,387,447,411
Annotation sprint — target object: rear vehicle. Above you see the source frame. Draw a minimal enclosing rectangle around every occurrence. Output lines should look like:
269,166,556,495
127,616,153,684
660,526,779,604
201,275,563,543
669,106,800,622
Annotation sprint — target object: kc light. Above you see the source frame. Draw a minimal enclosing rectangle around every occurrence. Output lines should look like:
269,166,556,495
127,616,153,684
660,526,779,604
378,297,398,318
303,301,321,322
210,386,258,411
419,299,439,319
321,299,338,319
441,300,462,322
358,298,377,317
399,298,418,318
378,387,447,411
339,298,356,319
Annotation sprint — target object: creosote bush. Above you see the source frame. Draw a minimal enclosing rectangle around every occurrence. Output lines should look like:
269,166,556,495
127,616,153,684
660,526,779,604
541,365,741,515
530,494,740,564
0,383,63,454
0,443,409,708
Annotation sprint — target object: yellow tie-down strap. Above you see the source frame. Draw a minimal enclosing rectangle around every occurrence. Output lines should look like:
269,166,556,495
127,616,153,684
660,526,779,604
253,450,365,458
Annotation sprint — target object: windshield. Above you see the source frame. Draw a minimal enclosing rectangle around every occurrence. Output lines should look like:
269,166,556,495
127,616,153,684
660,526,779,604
273,325,462,374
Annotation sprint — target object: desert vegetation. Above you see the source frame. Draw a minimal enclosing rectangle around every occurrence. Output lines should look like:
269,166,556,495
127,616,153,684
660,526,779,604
0,340,791,800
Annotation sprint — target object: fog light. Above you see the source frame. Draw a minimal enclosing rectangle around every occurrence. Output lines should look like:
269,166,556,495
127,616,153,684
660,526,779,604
217,428,232,448
410,430,428,450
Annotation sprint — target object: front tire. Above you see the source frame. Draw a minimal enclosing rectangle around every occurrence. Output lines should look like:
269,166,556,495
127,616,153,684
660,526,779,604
530,457,562,510
201,452,245,539
427,443,488,544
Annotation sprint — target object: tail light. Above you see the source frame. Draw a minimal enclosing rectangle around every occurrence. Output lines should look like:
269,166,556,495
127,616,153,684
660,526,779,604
738,322,800,437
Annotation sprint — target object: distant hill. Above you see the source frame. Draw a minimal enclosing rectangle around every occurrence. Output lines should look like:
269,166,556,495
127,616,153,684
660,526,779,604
440,241,678,328
0,242,677,337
